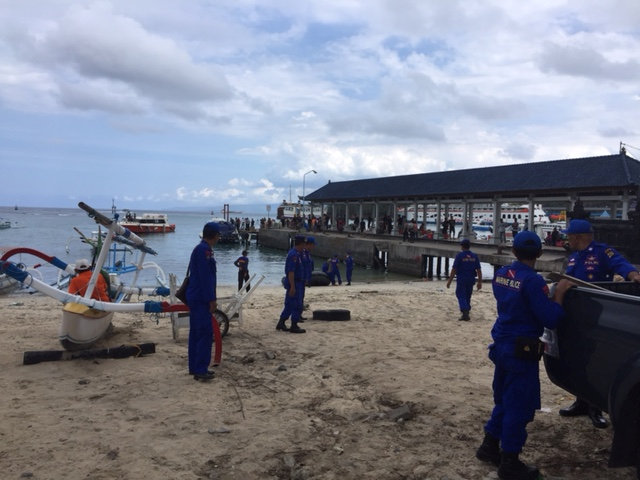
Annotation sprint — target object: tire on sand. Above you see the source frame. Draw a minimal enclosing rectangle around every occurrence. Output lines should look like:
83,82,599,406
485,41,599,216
312,309,351,321
309,271,331,287
214,309,230,337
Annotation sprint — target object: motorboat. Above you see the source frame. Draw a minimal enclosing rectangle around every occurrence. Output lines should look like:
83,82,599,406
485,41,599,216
119,211,175,234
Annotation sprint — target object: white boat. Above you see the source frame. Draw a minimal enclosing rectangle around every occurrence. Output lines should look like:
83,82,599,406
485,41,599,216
277,201,323,220
0,202,184,350
60,303,115,351
119,211,175,234
404,204,551,225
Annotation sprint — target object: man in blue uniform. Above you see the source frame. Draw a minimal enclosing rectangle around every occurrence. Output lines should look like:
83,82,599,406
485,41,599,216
446,239,482,320
299,236,316,320
276,235,306,333
186,222,220,382
476,231,572,479
329,254,342,285
558,219,640,428
345,251,354,285
233,250,250,293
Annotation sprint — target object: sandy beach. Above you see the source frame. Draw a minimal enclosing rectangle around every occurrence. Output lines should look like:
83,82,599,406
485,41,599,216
0,280,635,480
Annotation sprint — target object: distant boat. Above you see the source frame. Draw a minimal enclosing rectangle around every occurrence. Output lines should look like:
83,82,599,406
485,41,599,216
210,217,241,244
0,220,10,230
119,210,176,234
14,205,18,211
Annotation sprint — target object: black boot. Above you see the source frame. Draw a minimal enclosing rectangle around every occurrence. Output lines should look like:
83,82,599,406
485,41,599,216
476,433,501,466
498,452,540,480
559,397,589,417
276,319,289,331
459,310,470,321
588,406,609,429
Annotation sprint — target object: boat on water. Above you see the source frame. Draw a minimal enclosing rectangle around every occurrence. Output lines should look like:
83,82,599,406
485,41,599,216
210,217,241,244
119,210,175,234
0,219,11,230
277,201,323,220
403,203,551,225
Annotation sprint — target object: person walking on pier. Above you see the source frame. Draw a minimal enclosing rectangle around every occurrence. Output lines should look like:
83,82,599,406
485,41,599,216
446,239,482,320
558,219,640,428
276,235,306,333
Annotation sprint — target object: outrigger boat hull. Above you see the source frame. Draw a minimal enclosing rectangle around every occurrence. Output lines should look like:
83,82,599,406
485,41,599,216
60,303,114,351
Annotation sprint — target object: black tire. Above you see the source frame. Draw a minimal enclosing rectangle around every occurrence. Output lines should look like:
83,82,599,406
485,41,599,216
312,309,350,321
309,271,331,287
214,309,230,337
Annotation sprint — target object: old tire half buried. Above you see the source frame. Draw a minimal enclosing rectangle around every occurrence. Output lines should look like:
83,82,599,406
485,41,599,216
312,309,351,321
309,271,331,287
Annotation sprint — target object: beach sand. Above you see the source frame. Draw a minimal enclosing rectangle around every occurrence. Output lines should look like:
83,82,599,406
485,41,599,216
0,281,635,480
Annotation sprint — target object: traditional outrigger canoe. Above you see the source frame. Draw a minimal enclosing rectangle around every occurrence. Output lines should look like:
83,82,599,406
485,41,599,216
0,202,189,351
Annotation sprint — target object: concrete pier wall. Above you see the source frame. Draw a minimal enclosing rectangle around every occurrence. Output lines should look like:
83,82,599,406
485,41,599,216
258,229,568,277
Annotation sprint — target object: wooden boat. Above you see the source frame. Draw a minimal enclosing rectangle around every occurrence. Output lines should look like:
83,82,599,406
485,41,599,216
0,203,187,350
119,211,175,234
60,303,114,351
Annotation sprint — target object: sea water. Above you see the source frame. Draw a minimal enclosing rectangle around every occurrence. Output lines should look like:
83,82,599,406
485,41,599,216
0,206,434,288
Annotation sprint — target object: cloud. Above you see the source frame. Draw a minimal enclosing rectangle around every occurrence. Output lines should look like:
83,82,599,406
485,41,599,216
538,42,640,81
10,2,232,118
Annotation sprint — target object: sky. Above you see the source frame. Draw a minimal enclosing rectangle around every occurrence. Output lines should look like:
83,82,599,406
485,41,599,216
1,1,639,213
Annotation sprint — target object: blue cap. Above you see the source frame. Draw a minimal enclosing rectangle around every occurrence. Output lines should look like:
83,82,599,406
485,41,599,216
513,231,541,252
562,219,592,234
203,222,221,237
305,236,316,244
460,239,470,247
294,235,306,244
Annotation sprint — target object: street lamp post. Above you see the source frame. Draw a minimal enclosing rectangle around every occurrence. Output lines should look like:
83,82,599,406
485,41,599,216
302,169,317,218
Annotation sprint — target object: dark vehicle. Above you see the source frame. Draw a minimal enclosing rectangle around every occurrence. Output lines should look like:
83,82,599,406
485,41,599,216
543,281,640,476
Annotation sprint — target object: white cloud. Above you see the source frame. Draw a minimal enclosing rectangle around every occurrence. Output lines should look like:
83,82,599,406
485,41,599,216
0,0,639,208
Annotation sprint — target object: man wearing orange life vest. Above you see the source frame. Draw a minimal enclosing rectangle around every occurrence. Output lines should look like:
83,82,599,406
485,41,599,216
68,258,111,302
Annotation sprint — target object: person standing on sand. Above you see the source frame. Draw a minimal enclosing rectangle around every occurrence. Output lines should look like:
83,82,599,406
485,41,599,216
233,250,250,293
299,236,316,320
276,235,306,334
475,231,572,479
345,251,354,285
446,239,481,321
329,254,342,285
186,222,220,382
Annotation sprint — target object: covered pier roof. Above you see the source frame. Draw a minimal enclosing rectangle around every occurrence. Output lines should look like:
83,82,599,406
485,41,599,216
305,153,640,203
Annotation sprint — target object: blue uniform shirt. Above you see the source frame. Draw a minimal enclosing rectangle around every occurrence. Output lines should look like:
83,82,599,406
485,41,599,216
452,250,480,280
186,240,217,304
283,247,304,288
491,261,563,342
345,255,353,271
566,241,636,282
301,249,313,282
234,255,249,272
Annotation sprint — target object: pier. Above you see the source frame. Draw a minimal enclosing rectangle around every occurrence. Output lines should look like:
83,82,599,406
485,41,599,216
257,228,568,279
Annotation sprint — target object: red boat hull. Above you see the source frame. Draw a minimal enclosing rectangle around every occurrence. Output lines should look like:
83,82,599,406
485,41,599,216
119,223,176,234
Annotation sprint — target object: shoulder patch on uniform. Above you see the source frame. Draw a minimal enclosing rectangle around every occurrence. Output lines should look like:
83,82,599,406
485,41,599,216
605,248,615,258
